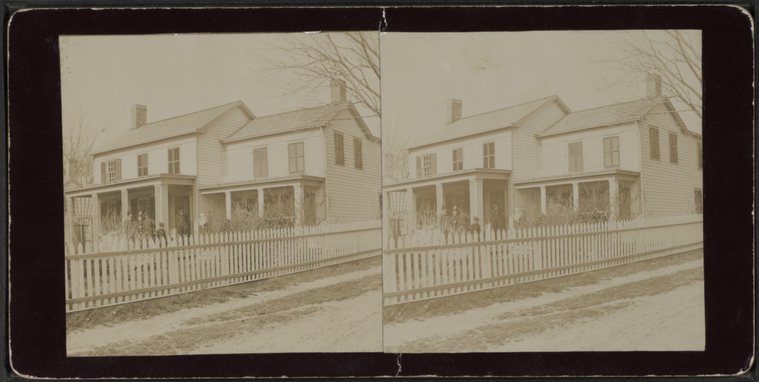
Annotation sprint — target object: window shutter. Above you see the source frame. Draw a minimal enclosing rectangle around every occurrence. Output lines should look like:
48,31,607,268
416,156,421,177
431,153,437,175
175,148,180,174
115,159,122,181
101,162,106,183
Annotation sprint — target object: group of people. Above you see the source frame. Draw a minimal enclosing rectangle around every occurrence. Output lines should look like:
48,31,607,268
436,203,507,238
123,210,172,245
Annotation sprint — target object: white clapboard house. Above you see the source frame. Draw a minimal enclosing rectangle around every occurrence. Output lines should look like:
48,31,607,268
384,75,703,233
65,79,381,240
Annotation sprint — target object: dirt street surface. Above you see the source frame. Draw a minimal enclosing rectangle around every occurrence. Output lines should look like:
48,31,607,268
384,258,705,352
67,265,383,355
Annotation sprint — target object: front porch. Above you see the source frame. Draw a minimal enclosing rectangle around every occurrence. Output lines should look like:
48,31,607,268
65,174,197,245
384,169,512,241
198,175,326,227
514,169,640,224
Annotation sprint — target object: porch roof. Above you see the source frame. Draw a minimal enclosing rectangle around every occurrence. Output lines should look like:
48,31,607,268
385,168,510,191
65,174,196,197
198,174,326,194
514,169,640,188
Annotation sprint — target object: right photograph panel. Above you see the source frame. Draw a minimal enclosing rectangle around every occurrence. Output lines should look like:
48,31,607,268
381,31,704,352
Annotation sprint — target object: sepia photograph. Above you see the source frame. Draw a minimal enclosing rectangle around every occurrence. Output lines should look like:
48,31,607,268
381,31,704,352
61,32,383,355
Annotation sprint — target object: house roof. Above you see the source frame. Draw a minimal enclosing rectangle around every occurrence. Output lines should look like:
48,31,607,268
224,102,377,143
539,97,665,137
94,101,248,155
409,95,562,150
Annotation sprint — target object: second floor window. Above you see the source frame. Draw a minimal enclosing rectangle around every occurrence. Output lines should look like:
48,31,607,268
669,133,678,163
569,142,583,172
354,138,363,169
603,137,619,167
417,153,437,177
168,147,180,174
102,159,122,183
650,127,660,159
137,153,148,176
335,133,344,165
253,147,268,177
289,142,305,173
452,148,463,171
483,142,495,169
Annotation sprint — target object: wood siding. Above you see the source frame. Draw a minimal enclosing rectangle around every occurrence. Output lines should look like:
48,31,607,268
408,129,512,179
324,109,381,222
638,104,703,217
197,106,252,187
224,129,325,183
93,137,197,184
539,123,641,178
511,100,568,181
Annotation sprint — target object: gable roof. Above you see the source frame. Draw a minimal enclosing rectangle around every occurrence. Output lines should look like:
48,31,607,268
408,95,563,150
223,102,377,143
539,96,666,137
93,101,251,155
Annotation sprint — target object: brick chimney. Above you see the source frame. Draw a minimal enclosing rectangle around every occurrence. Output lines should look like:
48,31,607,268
131,104,147,129
447,99,463,124
330,78,347,103
68,158,78,180
646,74,662,98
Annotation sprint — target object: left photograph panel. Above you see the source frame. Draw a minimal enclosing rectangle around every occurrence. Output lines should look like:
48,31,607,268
61,33,382,356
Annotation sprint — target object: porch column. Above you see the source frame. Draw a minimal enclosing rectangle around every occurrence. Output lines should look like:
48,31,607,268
293,184,304,226
91,193,100,238
608,178,619,220
224,191,232,220
572,182,580,212
154,185,169,227
435,183,444,215
406,187,416,231
539,185,547,215
469,179,484,224
257,188,265,217
121,189,129,220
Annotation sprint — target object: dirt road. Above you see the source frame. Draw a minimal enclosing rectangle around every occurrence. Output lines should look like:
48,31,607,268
67,265,383,356
384,258,705,352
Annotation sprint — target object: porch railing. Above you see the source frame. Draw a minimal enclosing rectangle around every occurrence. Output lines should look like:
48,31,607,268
65,220,381,312
383,215,703,305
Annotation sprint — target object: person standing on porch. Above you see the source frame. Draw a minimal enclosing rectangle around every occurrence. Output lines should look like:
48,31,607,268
123,212,134,242
175,209,189,242
470,216,481,237
491,203,505,234
143,213,155,240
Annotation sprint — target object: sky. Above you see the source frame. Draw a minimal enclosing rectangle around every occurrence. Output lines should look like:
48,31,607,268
379,31,702,150
59,33,381,149
60,31,700,160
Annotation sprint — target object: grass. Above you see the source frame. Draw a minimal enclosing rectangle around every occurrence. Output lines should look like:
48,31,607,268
388,266,704,352
383,250,702,325
73,274,381,356
67,255,380,333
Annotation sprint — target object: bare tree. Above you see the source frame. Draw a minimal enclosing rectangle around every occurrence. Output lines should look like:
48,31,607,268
257,32,380,117
63,107,101,185
607,30,702,120
383,120,411,185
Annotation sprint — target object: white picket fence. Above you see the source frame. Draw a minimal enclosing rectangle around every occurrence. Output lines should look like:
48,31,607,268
65,220,381,312
383,215,703,305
